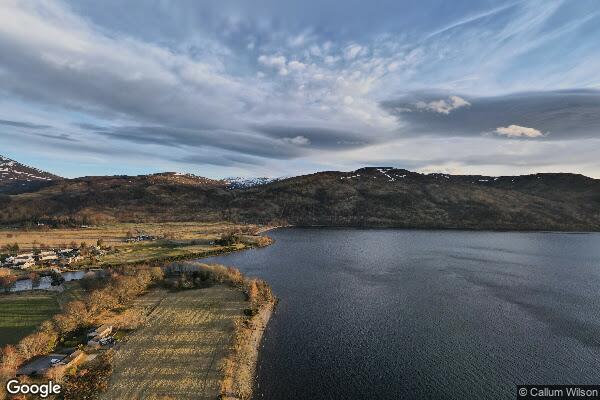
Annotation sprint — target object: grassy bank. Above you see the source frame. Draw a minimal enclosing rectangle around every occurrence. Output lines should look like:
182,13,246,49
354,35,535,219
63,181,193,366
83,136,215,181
96,241,249,267
220,300,274,400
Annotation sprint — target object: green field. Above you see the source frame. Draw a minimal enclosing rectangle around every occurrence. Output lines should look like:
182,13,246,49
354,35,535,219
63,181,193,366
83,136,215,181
0,292,61,346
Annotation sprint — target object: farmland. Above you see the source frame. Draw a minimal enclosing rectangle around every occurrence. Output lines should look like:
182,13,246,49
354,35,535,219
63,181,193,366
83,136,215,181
102,286,247,400
0,222,262,251
0,281,84,346
0,291,60,346
96,240,249,266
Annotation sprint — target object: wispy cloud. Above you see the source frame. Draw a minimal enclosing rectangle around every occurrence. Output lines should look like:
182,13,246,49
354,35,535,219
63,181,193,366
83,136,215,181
415,96,471,114
0,0,600,177
0,119,51,129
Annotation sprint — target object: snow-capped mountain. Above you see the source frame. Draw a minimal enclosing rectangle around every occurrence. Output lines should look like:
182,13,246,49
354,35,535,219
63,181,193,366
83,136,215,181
225,176,279,189
0,155,60,186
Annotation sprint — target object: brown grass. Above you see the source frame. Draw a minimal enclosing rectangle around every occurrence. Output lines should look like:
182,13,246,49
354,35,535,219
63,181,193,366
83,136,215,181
0,222,262,251
220,302,274,400
101,287,248,400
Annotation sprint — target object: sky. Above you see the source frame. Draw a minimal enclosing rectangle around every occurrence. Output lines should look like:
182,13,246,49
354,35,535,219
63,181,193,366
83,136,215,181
1,0,600,178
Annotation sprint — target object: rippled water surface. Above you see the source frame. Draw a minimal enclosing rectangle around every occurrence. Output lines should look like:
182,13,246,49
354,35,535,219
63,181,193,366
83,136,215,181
204,228,600,399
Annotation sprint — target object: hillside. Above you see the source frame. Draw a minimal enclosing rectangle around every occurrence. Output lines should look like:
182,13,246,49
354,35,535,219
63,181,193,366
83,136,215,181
0,166,599,231
0,155,60,193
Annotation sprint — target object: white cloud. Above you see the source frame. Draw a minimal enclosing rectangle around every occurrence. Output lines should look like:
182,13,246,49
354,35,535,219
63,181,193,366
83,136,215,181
258,54,287,68
288,60,307,71
288,34,306,47
282,136,310,145
309,44,322,57
344,44,363,60
494,125,544,138
324,55,340,65
415,96,471,114
387,61,400,72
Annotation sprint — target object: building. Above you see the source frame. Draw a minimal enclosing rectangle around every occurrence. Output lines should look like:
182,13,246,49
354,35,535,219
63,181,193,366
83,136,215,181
1,247,88,269
36,251,58,262
87,324,113,346
9,253,36,269
61,349,85,368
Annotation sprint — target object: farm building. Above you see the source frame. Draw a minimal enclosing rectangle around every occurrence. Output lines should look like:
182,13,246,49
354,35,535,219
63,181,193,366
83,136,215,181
87,324,113,345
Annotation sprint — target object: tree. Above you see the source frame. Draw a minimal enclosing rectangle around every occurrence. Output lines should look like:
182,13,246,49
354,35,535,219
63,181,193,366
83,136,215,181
64,301,91,325
0,274,17,291
53,314,78,335
17,330,57,360
86,290,118,315
28,272,40,287
53,301,90,335
0,345,22,377
2,243,19,256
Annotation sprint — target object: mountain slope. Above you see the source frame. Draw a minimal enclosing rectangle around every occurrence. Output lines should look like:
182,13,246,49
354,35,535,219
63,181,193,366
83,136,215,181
0,155,60,193
1,166,599,231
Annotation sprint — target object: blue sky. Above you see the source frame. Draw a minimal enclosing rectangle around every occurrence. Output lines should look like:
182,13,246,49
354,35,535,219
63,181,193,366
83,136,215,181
1,0,600,178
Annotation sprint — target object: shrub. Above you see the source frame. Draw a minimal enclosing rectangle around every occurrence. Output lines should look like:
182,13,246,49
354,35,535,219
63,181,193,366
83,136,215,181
0,274,17,290
62,351,113,399
243,308,258,317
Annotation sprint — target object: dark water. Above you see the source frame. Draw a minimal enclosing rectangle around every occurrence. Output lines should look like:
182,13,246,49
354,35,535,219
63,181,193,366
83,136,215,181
7,270,96,292
204,228,600,399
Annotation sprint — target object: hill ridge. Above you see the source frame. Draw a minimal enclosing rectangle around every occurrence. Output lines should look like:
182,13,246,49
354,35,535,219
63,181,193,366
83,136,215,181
0,157,598,231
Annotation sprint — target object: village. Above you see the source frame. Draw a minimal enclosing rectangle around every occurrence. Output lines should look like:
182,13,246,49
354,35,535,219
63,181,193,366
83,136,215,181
0,246,107,270
0,231,161,271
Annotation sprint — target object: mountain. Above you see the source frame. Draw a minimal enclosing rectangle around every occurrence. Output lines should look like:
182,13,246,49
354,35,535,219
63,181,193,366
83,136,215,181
147,172,225,186
0,164,599,231
0,155,60,193
225,177,278,189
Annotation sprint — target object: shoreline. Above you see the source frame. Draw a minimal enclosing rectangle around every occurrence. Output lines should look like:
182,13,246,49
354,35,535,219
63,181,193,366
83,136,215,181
220,297,275,400
255,224,290,234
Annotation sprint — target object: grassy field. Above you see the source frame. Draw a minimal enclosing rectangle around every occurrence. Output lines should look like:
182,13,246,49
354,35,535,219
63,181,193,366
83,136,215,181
0,281,84,346
96,240,248,266
0,291,60,346
102,287,246,400
0,221,260,251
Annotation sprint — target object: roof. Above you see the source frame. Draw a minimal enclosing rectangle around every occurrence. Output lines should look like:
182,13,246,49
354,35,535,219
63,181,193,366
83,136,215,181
97,324,112,332
64,350,85,364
